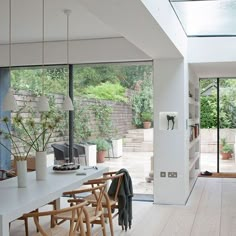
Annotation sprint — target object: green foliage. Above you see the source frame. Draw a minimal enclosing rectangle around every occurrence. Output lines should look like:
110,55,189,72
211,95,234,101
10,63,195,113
83,82,127,102
91,103,113,138
200,79,236,129
200,95,217,128
222,143,233,153
94,138,110,151
141,112,153,122
132,77,153,127
74,100,92,143
11,67,67,95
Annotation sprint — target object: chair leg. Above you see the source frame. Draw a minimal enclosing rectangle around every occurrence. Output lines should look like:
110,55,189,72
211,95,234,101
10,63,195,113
107,207,114,236
100,214,107,236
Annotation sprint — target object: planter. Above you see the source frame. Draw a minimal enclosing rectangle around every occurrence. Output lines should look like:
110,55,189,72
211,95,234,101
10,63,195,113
83,143,97,166
16,160,27,188
221,152,232,160
97,150,106,163
108,139,123,158
143,121,151,129
35,151,47,180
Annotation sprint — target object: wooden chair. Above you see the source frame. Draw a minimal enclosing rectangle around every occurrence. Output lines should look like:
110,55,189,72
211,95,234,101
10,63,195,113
10,200,57,236
82,171,124,236
56,183,107,236
22,201,87,236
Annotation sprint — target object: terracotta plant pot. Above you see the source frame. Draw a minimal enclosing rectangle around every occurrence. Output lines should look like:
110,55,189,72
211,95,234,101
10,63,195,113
221,152,232,160
143,121,151,129
97,150,106,163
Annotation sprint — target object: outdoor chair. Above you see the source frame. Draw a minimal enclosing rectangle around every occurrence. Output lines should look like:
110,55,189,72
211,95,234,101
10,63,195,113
56,183,107,236
22,201,87,236
82,171,124,236
51,143,69,163
73,143,87,165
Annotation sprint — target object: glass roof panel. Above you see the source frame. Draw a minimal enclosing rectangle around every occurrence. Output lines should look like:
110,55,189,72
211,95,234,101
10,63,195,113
170,0,236,37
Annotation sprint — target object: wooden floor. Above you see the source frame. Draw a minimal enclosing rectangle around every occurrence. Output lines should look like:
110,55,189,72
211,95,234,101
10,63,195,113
10,177,236,236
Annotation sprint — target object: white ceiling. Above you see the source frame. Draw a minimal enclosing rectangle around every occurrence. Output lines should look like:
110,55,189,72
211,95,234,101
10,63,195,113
0,0,235,78
190,62,236,79
0,0,120,44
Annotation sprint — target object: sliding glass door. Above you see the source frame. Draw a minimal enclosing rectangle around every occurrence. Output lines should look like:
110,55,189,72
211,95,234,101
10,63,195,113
200,78,236,173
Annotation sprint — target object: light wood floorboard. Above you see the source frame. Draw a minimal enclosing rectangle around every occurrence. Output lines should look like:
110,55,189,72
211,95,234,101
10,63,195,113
10,177,236,236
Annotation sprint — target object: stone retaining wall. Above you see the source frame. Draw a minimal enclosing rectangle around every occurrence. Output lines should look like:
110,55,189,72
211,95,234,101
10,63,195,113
13,91,133,152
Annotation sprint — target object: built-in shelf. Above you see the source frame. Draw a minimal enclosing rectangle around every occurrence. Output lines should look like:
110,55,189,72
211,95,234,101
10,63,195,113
188,78,200,195
189,152,200,170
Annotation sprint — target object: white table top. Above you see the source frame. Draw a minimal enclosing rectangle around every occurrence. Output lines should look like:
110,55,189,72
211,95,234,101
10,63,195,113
0,165,108,236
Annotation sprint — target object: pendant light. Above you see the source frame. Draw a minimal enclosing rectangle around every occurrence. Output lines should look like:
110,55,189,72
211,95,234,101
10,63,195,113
2,0,18,111
62,9,74,111
36,0,49,112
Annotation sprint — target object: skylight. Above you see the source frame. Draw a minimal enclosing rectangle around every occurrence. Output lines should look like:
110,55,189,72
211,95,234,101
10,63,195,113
170,0,236,37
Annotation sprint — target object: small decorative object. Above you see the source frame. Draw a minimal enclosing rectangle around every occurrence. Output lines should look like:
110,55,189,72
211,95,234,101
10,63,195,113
159,112,178,130
166,115,175,130
16,159,27,188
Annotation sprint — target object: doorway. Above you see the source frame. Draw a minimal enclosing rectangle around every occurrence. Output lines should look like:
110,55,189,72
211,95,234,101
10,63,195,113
200,78,236,173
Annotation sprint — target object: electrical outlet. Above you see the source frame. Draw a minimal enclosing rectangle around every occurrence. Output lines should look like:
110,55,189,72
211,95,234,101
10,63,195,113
168,172,178,178
160,172,166,177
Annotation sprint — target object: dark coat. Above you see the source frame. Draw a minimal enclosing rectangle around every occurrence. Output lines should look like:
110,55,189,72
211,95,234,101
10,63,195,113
108,168,133,231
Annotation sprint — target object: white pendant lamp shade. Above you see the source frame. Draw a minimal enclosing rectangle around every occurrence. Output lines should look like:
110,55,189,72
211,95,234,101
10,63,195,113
37,95,50,112
63,95,74,111
2,89,18,111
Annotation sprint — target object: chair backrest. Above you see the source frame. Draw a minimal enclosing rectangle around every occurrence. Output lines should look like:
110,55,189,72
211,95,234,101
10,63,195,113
84,171,124,203
66,183,107,216
23,201,87,236
51,143,69,161
73,144,86,157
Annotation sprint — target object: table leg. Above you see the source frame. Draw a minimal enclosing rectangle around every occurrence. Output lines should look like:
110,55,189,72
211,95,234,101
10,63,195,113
0,216,10,236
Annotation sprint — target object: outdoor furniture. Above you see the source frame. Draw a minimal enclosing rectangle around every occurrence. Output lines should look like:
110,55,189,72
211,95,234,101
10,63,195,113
51,143,69,163
73,143,87,165
0,165,109,236
56,183,107,236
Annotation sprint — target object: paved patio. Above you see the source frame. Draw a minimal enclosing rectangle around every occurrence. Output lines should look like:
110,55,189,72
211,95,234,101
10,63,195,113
47,151,236,196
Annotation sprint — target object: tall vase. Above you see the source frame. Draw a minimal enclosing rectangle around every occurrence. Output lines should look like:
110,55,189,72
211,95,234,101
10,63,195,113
16,160,27,188
36,151,47,180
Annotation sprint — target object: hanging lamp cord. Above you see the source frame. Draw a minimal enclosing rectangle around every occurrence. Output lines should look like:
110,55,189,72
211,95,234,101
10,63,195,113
9,0,12,70
42,0,45,96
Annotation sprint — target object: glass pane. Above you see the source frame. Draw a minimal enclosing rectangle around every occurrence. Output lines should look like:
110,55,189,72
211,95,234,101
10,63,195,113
171,0,236,36
219,78,236,172
200,78,217,173
73,63,154,197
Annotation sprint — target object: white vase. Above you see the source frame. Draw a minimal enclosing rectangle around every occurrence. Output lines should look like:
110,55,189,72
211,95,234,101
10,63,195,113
16,160,27,188
35,151,47,180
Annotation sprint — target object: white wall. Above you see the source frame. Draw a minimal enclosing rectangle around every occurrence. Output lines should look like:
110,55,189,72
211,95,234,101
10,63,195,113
188,37,236,63
0,38,151,67
141,0,187,58
153,58,189,204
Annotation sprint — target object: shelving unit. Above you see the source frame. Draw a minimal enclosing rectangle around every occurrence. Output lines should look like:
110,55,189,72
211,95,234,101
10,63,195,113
188,80,200,191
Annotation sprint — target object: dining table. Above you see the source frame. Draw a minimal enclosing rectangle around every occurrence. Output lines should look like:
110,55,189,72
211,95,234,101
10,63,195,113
0,165,108,236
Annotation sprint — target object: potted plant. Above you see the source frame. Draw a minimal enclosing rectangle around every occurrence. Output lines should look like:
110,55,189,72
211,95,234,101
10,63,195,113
95,139,110,163
141,111,153,129
0,105,63,181
221,143,233,160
